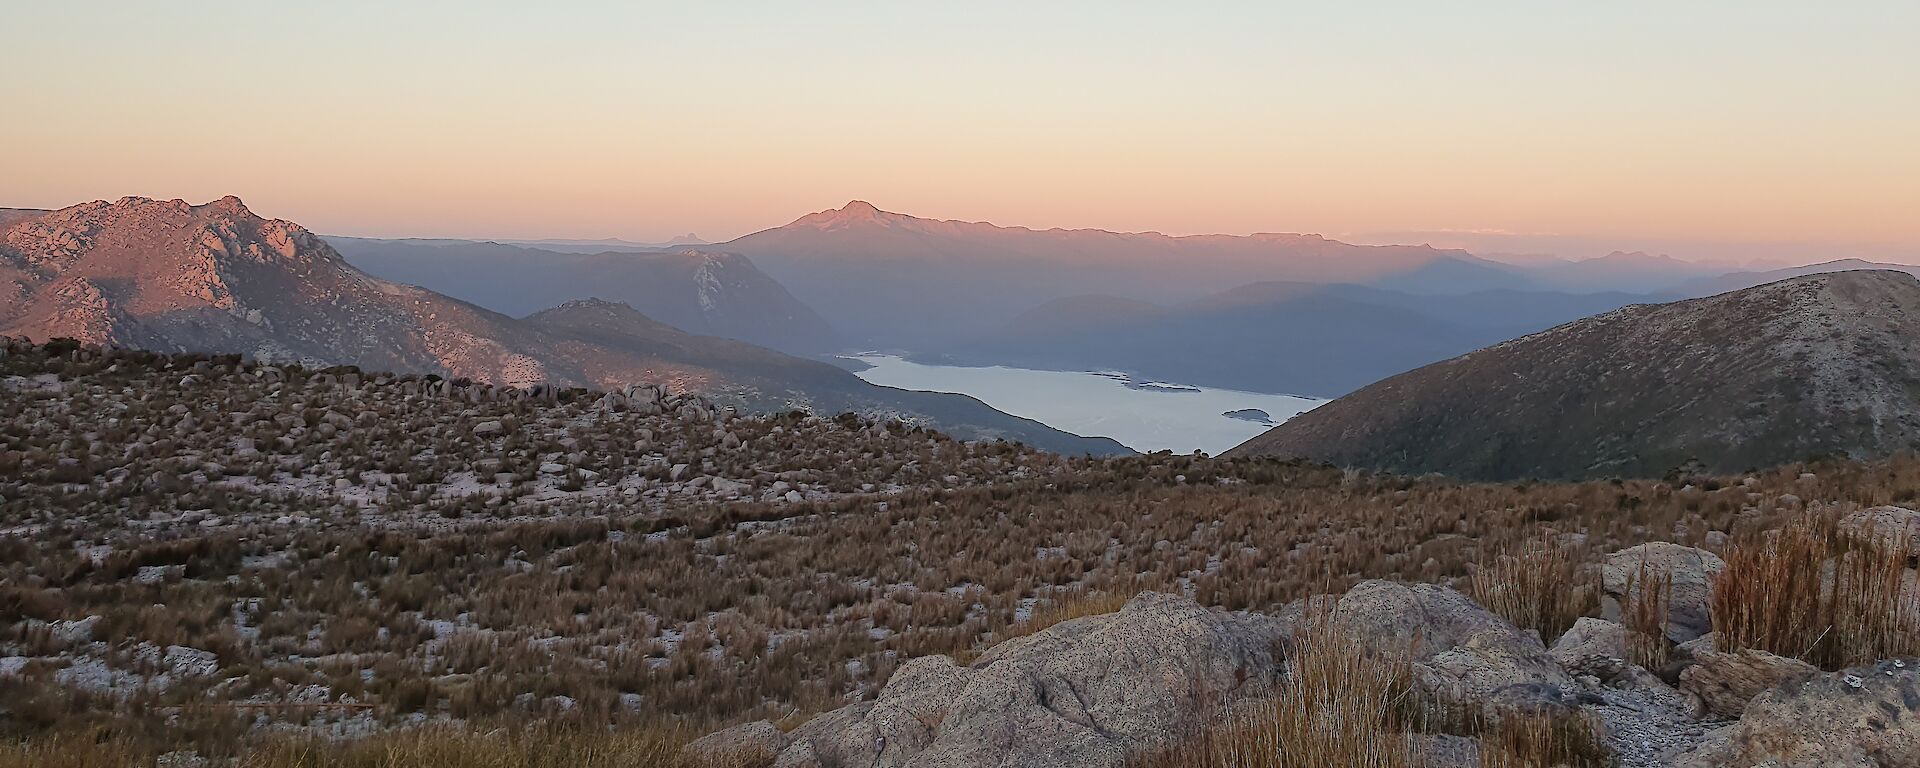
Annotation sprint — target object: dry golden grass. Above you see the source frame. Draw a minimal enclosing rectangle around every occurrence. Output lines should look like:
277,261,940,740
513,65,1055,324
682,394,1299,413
1132,610,1423,768
1620,556,1674,669
1469,533,1596,644
1478,711,1613,768
1713,512,1920,668
992,589,1133,646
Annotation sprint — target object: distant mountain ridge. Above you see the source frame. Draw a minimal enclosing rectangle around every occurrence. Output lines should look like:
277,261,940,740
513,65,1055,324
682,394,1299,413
327,236,841,354
1227,270,1920,479
0,196,1126,455
720,200,1535,349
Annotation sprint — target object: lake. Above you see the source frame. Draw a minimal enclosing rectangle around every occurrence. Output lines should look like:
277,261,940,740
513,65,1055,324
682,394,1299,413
849,354,1324,454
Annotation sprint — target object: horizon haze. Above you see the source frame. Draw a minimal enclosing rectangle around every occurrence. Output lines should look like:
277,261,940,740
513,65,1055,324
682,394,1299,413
3,2,1917,264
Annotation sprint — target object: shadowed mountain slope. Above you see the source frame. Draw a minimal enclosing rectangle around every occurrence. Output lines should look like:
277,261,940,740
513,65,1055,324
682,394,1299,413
327,236,840,355
1227,271,1920,479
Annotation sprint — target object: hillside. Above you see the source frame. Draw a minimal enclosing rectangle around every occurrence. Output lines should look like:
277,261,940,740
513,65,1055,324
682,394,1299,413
327,236,840,354
1671,258,1920,298
721,201,1532,348
1228,271,1920,479
6,336,1917,767
0,196,1124,455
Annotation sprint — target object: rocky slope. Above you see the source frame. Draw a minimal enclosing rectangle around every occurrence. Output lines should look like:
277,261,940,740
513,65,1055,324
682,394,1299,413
1228,271,1920,479
328,237,841,354
0,197,1124,455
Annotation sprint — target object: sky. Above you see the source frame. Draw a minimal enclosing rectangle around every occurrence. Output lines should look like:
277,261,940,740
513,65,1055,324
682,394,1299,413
3,2,1917,259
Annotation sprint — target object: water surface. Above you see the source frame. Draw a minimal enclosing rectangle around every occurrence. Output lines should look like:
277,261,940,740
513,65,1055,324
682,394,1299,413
850,354,1324,454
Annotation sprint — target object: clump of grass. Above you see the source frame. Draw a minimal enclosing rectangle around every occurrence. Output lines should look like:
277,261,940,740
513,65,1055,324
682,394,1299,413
1470,533,1596,644
1478,711,1613,768
993,589,1132,646
1621,556,1673,669
1131,610,1422,768
1713,512,1920,668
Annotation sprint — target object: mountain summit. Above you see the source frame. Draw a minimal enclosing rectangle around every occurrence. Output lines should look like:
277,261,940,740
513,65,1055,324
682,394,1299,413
1228,271,1920,479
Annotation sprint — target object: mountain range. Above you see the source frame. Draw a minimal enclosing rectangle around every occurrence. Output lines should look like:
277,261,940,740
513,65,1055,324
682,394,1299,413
716,201,1533,349
1228,270,1920,479
314,201,1916,402
327,237,839,355
0,196,1126,455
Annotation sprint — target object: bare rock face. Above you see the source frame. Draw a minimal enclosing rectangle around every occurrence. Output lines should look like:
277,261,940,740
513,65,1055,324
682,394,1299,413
1678,648,1821,718
685,720,790,765
1677,659,1920,767
769,592,1287,768
1601,542,1724,644
1320,580,1578,722
1841,505,1920,557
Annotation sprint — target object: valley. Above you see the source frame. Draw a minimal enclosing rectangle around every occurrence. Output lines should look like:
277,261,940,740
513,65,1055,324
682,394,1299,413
850,354,1322,454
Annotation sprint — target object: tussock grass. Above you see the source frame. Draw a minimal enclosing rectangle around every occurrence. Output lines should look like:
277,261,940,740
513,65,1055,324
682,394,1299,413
1621,556,1674,669
1131,610,1423,768
1478,711,1613,768
1469,533,1596,644
1713,512,1920,668
994,589,1133,645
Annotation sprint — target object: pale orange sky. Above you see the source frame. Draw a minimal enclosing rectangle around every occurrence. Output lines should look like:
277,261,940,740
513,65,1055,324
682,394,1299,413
3,3,1916,253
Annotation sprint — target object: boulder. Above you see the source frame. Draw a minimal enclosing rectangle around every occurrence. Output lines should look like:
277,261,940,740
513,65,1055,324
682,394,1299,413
1549,617,1632,678
770,592,1286,768
1321,580,1578,723
1677,659,1920,767
1678,648,1820,718
472,420,506,438
1840,506,1920,557
685,720,790,766
1601,542,1724,644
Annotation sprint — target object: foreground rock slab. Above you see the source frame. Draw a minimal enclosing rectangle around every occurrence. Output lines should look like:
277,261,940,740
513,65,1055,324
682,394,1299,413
1678,659,1920,767
768,592,1287,768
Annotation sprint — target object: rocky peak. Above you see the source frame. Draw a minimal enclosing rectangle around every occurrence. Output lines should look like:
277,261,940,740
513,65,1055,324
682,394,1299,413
791,199,899,230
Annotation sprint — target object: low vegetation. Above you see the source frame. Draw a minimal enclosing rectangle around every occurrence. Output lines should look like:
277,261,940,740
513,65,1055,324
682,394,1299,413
7,339,1920,763
1712,510,1920,668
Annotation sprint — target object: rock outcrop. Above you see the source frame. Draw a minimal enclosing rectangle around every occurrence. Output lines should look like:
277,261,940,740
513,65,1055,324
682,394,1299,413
1319,580,1580,723
1678,648,1821,718
1678,660,1920,767
767,593,1287,768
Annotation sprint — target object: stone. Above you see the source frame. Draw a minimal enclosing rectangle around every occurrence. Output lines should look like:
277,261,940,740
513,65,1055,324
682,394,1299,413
770,593,1285,768
1840,506,1920,556
1678,648,1820,718
1677,659,1920,767
685,720,790,765
1549,617,1632,677
1601,542,1724,644
1317,580,1578,724
472,420,506,438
